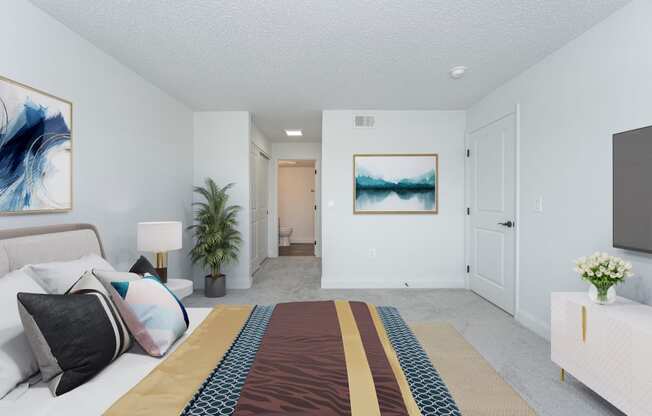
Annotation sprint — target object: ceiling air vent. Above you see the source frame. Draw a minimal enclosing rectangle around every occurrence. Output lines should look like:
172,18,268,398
353,115,375,129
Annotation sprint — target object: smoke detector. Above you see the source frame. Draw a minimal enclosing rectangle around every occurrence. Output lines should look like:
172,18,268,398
449,66,468,79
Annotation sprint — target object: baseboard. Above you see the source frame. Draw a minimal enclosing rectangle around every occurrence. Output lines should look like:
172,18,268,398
290,238,315,244
226,276,252,289
194,275,252,290
321,276,466,289
515,309,550,340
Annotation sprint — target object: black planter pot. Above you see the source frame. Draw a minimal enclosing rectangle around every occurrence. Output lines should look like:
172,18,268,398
205,274,226,298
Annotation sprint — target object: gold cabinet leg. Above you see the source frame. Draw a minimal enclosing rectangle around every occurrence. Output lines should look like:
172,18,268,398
581,306,587,342
560,368,565,382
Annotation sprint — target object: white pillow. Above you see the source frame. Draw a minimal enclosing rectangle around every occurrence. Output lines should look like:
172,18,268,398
24,253,114,294
0,269,46,399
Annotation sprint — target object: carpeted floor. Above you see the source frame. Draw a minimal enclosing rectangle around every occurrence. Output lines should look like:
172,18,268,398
185,256,624,416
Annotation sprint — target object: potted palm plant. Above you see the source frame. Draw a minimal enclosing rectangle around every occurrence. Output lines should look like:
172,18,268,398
188,178,242,297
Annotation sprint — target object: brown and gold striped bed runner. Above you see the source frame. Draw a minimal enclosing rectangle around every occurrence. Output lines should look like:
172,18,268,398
105,301,533,416
105,305,254,416
232,301,416,415
233,300,353,414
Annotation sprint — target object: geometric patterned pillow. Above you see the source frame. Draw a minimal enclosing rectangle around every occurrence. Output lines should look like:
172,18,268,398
109,275,189,357
91,269,141,294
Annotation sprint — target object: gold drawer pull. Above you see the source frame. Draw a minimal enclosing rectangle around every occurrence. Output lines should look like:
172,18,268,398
581,306,587,342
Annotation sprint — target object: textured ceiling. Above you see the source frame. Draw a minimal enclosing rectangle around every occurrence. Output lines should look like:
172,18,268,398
29,0,629,142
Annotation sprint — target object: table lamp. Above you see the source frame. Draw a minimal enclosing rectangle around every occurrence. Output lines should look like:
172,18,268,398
137,221,182,284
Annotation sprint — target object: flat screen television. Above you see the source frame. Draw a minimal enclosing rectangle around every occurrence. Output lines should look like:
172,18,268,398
613,125,652,253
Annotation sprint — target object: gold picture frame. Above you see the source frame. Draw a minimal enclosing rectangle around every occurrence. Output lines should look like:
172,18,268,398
0,74,73,215
353,153,438,214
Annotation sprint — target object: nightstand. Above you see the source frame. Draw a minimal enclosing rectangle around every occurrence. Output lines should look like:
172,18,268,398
165,278,194,300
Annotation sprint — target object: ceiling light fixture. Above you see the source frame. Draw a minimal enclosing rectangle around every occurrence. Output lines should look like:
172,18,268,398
285,129,303,137
449,66,468,79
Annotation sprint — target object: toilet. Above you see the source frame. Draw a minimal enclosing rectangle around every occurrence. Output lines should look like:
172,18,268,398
279,226,293,246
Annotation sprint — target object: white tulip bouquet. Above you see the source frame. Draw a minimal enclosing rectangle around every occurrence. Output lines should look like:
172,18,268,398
574,252,633,303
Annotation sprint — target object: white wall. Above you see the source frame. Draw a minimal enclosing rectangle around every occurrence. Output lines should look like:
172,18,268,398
0,0,194,277
193,111,252,289
270,142,322,256
467,0,652,339
321,111,466,288
278,166,316,243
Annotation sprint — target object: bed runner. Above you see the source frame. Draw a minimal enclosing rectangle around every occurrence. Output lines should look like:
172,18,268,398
104,304,254,416
106,301,460,416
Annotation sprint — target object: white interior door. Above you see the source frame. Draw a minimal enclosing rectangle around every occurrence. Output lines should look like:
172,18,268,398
314,163,321,256
468,113,516,314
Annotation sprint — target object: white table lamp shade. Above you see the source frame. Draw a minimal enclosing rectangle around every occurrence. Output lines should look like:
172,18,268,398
137,222,182,253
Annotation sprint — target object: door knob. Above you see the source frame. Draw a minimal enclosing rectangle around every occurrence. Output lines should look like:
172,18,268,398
497,220,514,228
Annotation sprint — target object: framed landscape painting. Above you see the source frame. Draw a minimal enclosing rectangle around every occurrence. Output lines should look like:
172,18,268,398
354,154,438,214
0,75,72,214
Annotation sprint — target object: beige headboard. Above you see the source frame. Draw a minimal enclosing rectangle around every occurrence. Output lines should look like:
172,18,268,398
0,224,105,276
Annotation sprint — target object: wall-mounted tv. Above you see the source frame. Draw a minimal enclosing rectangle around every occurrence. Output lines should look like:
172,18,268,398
613,125,652,253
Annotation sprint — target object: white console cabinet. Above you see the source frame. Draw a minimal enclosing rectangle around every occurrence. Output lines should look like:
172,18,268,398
551,292,652,416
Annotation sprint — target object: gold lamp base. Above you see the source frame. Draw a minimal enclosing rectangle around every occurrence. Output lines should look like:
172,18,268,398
155,252,168,284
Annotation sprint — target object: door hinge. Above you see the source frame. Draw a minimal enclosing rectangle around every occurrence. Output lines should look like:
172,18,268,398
466,207,470,215
314,204,317,210
314,240,317,245
466,265,470,273
315,169,317,175
466,149,470,157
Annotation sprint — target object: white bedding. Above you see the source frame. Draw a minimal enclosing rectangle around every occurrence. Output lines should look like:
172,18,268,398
0,307,212,416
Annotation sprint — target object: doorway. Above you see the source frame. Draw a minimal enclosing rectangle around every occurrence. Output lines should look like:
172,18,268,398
467,112,517,315
277,160,316,256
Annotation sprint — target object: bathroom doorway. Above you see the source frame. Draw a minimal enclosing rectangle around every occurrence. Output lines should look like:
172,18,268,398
277,159,316,256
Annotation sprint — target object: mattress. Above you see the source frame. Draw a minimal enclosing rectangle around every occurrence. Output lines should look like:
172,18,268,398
0,307,212,416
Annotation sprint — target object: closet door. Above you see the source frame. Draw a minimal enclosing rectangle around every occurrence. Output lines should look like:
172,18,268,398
255,151,269,268
251,147,269,274
250,148,257,272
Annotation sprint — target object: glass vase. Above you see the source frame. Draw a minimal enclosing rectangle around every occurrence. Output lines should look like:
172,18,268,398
588,284,616,305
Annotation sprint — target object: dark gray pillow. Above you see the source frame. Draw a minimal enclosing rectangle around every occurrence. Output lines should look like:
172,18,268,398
67,272,132,352
17,291,129,396
129,255,159,278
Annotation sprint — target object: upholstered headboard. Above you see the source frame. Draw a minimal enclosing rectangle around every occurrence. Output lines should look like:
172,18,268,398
0,224,105,276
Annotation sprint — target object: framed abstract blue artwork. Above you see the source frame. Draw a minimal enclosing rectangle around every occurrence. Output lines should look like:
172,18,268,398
354,154,438,214
0,75,72,214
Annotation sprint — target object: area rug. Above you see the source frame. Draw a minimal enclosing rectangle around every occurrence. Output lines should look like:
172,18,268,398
411,323,536,416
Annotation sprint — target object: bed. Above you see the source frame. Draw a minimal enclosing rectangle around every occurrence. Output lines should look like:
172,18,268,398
0,224,534,416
